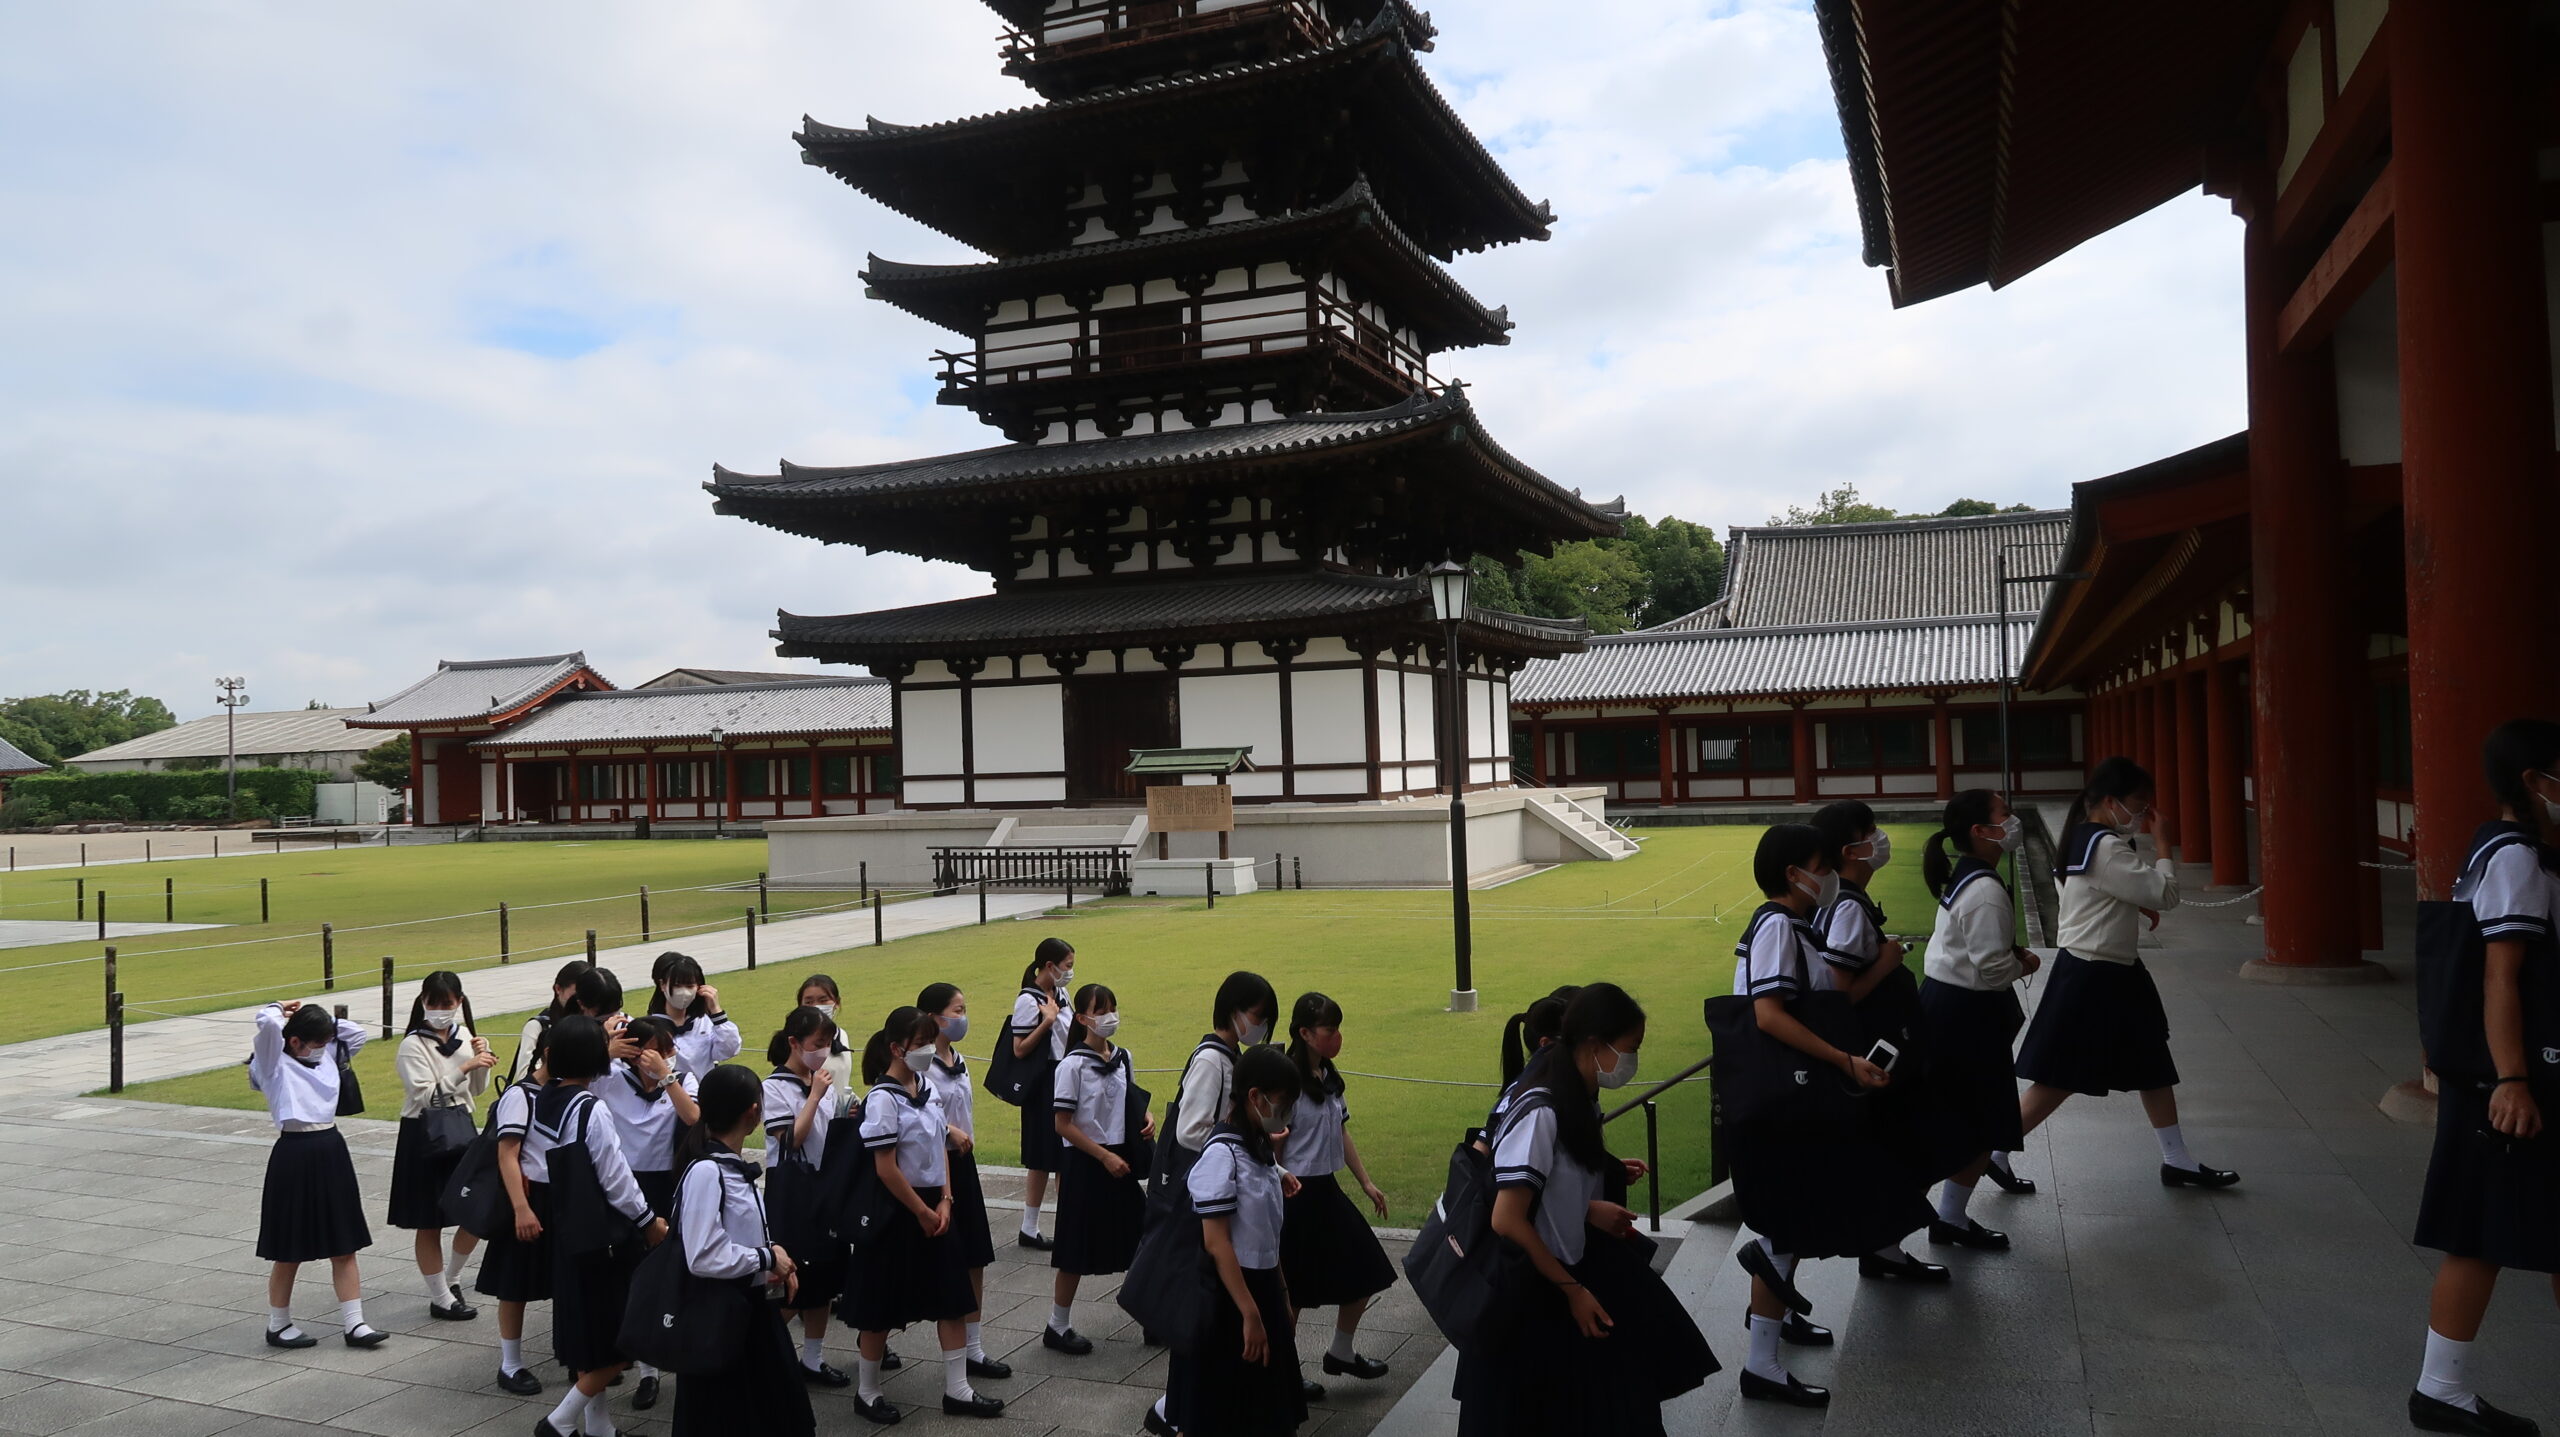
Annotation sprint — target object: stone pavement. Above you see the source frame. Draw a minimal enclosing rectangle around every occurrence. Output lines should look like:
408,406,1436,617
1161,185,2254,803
8,889,1073,1101
0,921,218,952
1379,859,2557,1436
0,1096,1441,1437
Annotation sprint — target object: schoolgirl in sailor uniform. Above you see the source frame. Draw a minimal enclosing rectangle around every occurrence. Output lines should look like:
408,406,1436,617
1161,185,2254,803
842,1007,1006,1425
1453,984,1716,1437
1915,790,2036,1253
595,1013,701,1411
1044,983,1152,1355
1810,802,1933,1249
2013,757,2238,1188
1162,1046,1310,1437
253,999,388,1351
1476,987,1579,1151
1725,824,1924,1409
2405,720,2560,1437
670,1064,815,1437
917,982,1009,1382
520,1016,669,1437
763,1005,854,1387
387,970,495,1322
476,1059,552,1393
1009,938,1075,1249
508,961,593,1089
796,974,857,1094
648,952,742,1081
1277,992,1397,1383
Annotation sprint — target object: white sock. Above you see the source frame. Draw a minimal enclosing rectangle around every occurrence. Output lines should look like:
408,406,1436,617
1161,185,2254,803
1758,1235,1798,1283
2155,1122,2197,1171
632,1362,656,1381
1329,1326,1357,1362
1988,1150,2017,1177
442,1261,466,1295
965,1320,986,1361
943,1345,975,1401
546,1388,586,1433
424,1269,452,1306
1873,1245,1908,1262
1021,1206,1041,1236
2417,1328,2480,1413
1745,1313,1786,1382
857,1355,883,1403
579,1388,614,1437
802,1336,826,1371
1153,1397,1169,1420
1049,1302,1074,1334
500,1336,525,1375
339,1298,369,1335
1936,1180,1975,1227
267,1305,299,1338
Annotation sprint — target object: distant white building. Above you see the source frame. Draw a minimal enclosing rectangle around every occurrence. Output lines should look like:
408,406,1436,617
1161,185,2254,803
64,709,384,781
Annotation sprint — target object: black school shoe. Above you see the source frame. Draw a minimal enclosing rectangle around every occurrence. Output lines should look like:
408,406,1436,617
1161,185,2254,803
1322,1352,1389,1379
1985,1162,2037,1195
1017,1229,1054,1252
966,1355,1012,1380
343,1326,390,1349
2410,1390,2542,1435
1738,1369,1831,1408
1928,1218,2012,1251
2160,1162,2241,1189
800,1360,852,1387
1300,1378,1327,1403
1734,1243,1813,1316
429,1297,477,1321
1857,1251,1951,1283
1741,1313,1834,1347
496,1367,543,1395
1043,1326,1094,1355
881,1348,902,1371
1142,1406,1177,1436
264,1327,317,1350
853,1394,902,1425
942,1393,1005,1418
632,1374,659,1409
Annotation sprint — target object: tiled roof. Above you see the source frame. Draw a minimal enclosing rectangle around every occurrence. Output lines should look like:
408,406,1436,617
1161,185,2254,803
0,735,44,775
634,668,824,689
356,654,603,728
1650,510,2071,632
1513,614,2039,705
472,678,890,748
64,710,379,766
777,570,1589,662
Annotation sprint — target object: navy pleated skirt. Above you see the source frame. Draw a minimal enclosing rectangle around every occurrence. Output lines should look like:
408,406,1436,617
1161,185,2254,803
2414,1080,2560,1274
1919,978,2027,1175
259,1128,372,1263
2014,951,2181,1095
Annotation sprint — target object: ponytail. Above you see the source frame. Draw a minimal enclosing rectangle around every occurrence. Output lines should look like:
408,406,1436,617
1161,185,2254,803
1925,788,2000,898
766,1005,837,1069
861,1006,937,1085
1498,985,1577,1085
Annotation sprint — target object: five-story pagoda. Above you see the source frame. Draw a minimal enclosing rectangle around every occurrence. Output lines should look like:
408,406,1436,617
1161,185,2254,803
711,0,1620,816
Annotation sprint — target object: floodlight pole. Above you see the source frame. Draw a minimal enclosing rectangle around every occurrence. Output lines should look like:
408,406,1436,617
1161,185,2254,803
216,677,249,818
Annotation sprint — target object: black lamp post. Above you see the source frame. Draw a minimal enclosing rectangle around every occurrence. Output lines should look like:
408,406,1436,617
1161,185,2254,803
1426,560,1477,1013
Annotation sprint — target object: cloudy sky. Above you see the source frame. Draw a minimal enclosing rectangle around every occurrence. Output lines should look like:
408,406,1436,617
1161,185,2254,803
0,1,2244,721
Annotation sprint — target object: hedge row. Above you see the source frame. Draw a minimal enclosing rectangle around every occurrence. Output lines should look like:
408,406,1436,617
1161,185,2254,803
3,767,321,823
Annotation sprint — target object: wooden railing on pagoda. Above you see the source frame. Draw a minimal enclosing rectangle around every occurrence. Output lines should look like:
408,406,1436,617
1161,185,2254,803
940,292,1428,400
999,0,1333,66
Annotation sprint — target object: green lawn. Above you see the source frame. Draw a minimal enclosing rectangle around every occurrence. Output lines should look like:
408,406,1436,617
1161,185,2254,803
0,840,873,1044
111,824,1971,1215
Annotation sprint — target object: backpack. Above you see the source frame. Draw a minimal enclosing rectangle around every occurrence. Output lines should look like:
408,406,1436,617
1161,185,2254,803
619,1157,756,1375
1116,1130,1239,1356
983,987,1053,1108
2419,830,2540,1088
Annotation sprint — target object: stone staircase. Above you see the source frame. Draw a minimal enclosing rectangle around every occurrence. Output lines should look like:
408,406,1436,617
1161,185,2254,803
1522,790,1642,861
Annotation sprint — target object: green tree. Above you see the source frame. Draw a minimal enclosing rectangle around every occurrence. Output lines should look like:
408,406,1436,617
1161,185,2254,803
1621,515,1725,627
1934,497,2034,518
352,735,411,789
1770,482,1900,526
0,689,177,765
1518,541,1649,634
1466,554,1525,614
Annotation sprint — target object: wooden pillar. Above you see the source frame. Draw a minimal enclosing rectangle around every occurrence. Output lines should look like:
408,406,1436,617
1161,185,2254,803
1790,704,1814,804
406,733,424,825
1654,707,1674,808
1529,713,1548,787
2351,667,2385,951
1361,654,1383,800
723,748,740,825
2205,655,2251,888
2133,682,2155,787
2394,0,2560,898
643,747,661,822
1932,697,1954,800
2242,166,2364,969
2176,668,2210,866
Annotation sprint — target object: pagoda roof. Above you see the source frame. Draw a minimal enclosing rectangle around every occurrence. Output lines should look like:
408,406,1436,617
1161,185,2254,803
774,568,1591,665
708,388,1622,570
798,12,1550,261
976,0,1435,50
862,180,1512,352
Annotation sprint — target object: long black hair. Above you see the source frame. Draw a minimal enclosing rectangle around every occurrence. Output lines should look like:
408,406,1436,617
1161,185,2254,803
1021,937,1074,988
1285,991,1347,1099
1213,970,1278,1039
1226,1045,1304,1165
646,952,709,1019
1811,799,1877,874
542,961,593,1021
766,1005,839,1069
2066,756,2153,835
1500,985,1580,1085
2482,719,2560,865
677,1063,762,1169
1066,982,1118,1052
405,969,479,1038
573,965,624,1019
1753,823,1826,897
1924,788,2002,899
862,1006,938,1085
1518,982,1645,1171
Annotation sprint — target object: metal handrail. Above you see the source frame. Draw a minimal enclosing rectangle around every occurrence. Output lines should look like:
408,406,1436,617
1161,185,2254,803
1595,1051,1715,1233
937,293,1426,395
998,0,1332,63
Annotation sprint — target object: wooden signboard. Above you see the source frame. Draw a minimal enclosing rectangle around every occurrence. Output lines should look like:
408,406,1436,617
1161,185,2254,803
1146,782,1234,833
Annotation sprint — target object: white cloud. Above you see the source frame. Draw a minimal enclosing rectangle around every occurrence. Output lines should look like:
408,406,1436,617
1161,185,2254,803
0,1,2243,719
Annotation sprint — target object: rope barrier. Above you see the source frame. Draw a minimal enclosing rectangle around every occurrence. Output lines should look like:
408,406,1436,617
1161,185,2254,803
2179,886,2265,909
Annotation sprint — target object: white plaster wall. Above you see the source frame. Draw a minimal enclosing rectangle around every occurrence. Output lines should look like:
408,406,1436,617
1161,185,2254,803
1291,669,1366,764
1401,671,1436,765
971,683,1065,774
2335,266,2403,464
2278,26,2326,192
902,690,965,774
1180,672,1283,761
976,777,1067,804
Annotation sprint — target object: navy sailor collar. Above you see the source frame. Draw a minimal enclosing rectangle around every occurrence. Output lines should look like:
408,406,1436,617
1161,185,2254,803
1732,900,1817,959
868,1077,929,1108
2057,821,2114,877
1940,855,2007,909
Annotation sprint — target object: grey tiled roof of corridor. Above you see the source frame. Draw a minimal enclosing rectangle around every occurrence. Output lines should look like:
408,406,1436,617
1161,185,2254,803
1512,613,2038,704
359,654,597,727
1651,509,2072,632
469,677,891,748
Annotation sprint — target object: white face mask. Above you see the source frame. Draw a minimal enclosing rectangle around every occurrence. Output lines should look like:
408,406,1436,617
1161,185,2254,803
1056,965,1075,990
1240,1017,1271,1046
808,1002,836,1019
1252,1095,1290,1141
940,1014,968,1042
2100,801,2146,837
1999,814,2026,853
423,1008,458,1032
2530,773,2560,829
1595,1043,1639,1090
1792,867,1841,910
1859,831,1892,868
667,987,698,1012
1085,1012,1121,1040
901,1046,936,1075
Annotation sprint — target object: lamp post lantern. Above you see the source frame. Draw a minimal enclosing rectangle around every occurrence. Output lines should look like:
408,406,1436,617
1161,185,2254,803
707,726,727,837
214,677,249,819
1425,560,1477,1013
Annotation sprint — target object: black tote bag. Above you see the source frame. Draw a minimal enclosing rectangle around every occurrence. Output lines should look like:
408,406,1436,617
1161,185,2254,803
439,1104,512,1239
420,1094,478,1158
1116,1193,1214,1355
333,1039,365,1117
1402,1127,1530,1352
618,1163,754,1375
545,1094,639,1259
1706,934,1870,1128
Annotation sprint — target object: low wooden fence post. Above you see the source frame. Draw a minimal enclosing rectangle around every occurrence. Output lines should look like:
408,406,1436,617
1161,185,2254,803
163,877,173,924
380,958,395,1040
259,877,270,923
103,947,117,1020
108,992,124,1094
639,885,650,944
873,893,884,947
498,902,510,963
745,909,758,970
322,923,335,991
585,929,597,961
